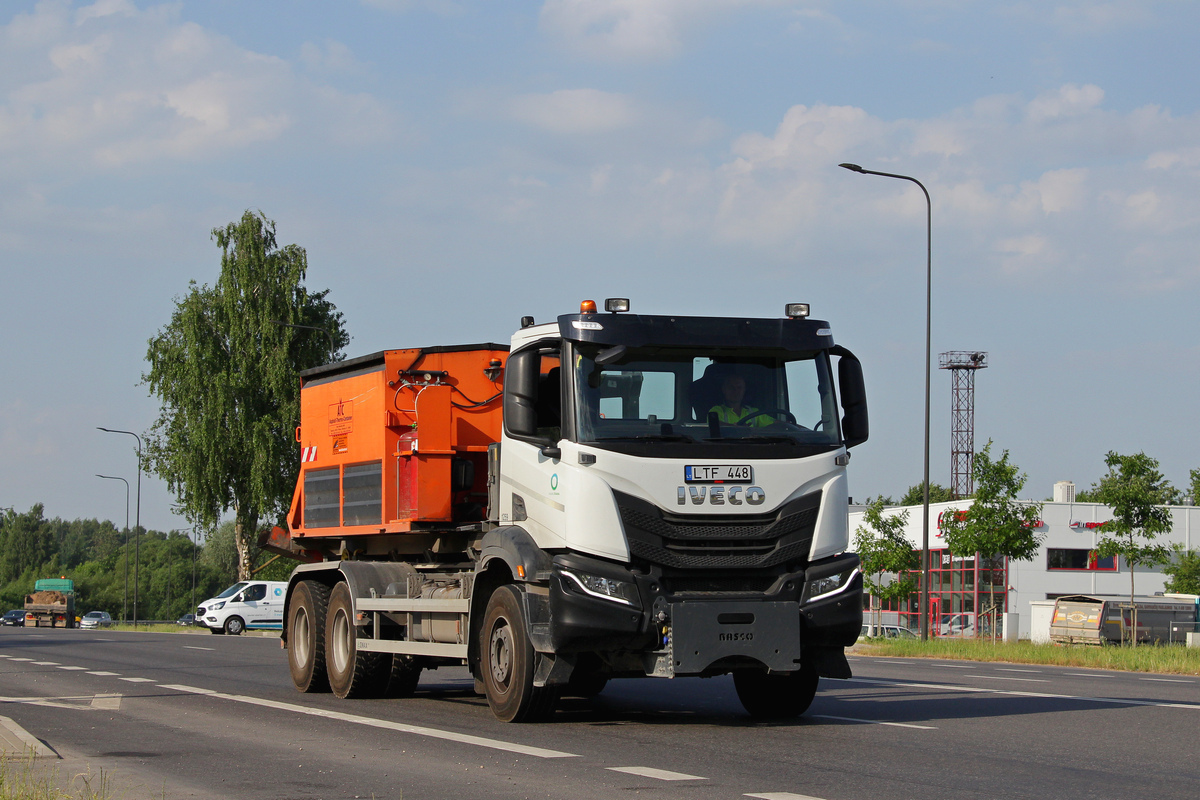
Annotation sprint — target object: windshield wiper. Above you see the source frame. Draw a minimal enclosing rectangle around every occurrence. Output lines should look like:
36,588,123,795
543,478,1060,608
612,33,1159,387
595,434,696,443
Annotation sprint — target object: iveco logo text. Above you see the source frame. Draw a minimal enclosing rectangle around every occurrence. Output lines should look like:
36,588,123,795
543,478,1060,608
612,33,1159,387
677,486,765,505
719,632,754,641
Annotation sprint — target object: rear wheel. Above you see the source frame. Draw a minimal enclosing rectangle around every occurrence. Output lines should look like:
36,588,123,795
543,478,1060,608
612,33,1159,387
326,582,388,699
383,655,423,698
288,580,330,693
734,663,819,719
480,585,559,722
224,616,245,635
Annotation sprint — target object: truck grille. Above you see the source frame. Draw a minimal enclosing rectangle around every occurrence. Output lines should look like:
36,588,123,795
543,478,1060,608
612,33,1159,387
614,490,820,571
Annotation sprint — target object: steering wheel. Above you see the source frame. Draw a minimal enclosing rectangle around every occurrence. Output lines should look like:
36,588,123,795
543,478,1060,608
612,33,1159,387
737,408,797,425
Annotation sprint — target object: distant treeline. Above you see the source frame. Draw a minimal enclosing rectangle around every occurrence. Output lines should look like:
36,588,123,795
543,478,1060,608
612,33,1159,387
0,504,292,621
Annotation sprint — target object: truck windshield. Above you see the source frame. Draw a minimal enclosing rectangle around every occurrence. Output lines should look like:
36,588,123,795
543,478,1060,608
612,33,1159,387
573,346,841,454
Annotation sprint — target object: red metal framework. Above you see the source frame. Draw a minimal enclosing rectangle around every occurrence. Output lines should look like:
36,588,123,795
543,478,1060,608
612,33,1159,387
938,351,987,499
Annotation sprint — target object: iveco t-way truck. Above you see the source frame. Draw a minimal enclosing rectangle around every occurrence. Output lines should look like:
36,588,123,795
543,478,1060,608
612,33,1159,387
266,299,867,721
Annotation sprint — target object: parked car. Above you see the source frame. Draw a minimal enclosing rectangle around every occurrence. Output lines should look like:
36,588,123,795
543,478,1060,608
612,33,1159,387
176,613,196,626
2,609,25,626
79,610,113,629
860,624,918,639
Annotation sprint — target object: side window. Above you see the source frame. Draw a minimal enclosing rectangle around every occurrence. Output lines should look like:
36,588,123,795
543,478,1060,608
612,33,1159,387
243,584,266,601
535,352,562,440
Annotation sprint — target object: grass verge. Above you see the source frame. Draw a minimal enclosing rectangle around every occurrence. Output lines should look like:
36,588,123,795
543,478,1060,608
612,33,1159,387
854,637,1200,675
0,754,109,800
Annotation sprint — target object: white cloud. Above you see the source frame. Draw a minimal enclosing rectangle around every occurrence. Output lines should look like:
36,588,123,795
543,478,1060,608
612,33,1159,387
510,89,636,133
0,2,398,172
539,0,796,60
1025,83,1104,122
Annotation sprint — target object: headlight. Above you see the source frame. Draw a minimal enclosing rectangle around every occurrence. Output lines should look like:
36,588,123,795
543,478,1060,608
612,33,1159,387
209,601,225,611
561,570,640,606
801,566,859,604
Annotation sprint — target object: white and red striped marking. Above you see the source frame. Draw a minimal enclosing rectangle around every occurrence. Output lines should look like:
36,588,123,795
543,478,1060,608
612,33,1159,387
301,446,318,462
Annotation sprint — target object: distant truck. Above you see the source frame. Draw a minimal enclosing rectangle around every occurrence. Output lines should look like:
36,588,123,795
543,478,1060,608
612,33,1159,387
24,578,76,628
1049,594,1199,645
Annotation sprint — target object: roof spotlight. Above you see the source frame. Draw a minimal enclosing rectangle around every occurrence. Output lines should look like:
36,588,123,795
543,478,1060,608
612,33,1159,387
604,298,630,313
785,303,810,319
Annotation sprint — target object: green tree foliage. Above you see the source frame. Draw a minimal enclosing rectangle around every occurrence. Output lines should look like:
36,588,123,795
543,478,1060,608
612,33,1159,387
1162,546,1200,595
1189,468,1200,506
899,482,956,506
1093,451,1174,624
853,497,918,634
939,442,1044,636
1078,459,1183,506
144,211,346,580
0,504,283,621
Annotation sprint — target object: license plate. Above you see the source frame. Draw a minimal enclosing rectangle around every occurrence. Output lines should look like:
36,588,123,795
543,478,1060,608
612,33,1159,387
684,464,752,483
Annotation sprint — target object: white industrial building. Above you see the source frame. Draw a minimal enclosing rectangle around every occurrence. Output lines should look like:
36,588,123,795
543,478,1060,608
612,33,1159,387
848,484,1200,639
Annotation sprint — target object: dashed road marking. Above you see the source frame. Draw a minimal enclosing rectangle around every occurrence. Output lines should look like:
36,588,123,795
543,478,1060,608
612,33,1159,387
997,668,1041,673
118,677,156,683
846,676,1200,710
978,676,1048,683
56,666,87,671
607,766,706,781
158,684,579,759
1066,673,1113,678
7,659,32,662
813,714,936,730
745,793,827,800
30,662,59,666
183,646,215,651
1140,677,1194,683
933,664,974,668
86,672,119,676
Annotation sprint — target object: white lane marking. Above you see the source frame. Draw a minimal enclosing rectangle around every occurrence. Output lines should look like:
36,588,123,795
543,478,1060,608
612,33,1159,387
1141,677,1194,683
31,662,59,666
745,793,827,800
812,714,936,730
933,664,974,669
0,655,10,659
977,676,1048,683
90,694,122,711
607,766,706,781
846,676,1200,710
86,672,119,676
7,658,32,662
1066,673,1113,678
118,677,156,683
182,646,215,651
875,660,912,664
997,668,1041,673
158,685,578,759
56,666,88,671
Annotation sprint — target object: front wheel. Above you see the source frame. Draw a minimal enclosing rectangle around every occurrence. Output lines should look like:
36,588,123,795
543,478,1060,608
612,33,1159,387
734,663,819,719
224,616,245,635
480,585,558,722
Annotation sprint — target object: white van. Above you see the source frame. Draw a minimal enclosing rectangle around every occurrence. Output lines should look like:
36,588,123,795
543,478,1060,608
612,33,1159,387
197,581,288,635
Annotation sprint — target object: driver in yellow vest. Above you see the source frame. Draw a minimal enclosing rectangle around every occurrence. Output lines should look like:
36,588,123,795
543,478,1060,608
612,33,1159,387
709,374,773,426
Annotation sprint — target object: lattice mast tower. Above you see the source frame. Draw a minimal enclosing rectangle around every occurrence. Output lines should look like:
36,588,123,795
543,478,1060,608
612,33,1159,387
938,351,988,500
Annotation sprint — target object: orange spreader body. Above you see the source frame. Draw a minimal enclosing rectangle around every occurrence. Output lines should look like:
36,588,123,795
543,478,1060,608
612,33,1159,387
286,344,508,542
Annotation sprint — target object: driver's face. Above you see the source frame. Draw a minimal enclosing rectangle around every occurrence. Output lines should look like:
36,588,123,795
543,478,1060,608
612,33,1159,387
721,376,746,407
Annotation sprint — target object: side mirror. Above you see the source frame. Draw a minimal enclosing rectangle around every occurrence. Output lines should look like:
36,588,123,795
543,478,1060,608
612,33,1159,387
503,348,540,439
833,347,868,448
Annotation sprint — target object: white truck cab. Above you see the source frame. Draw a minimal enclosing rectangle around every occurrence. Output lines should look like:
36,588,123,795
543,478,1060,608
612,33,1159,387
197,581,288,635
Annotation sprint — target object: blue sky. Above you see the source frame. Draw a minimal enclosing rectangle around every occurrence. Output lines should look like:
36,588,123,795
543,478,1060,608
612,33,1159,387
3,0,1200,532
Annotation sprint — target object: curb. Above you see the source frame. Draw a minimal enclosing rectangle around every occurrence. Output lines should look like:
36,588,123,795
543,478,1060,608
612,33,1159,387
0,715,58,760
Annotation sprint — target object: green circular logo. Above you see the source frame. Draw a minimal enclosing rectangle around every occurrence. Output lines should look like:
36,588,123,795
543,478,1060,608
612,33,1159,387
550,473,559,491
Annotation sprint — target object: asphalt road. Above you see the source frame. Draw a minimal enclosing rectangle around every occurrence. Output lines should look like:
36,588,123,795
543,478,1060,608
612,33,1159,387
1,626,1198,800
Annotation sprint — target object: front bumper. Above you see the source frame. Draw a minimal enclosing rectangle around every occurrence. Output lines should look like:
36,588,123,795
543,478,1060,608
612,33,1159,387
545,550,862,676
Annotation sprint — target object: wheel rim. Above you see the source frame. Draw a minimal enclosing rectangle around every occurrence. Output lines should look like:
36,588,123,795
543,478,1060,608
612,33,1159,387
293,607,311,666
331,609,351,674
489,619,513,691
229,618,242,634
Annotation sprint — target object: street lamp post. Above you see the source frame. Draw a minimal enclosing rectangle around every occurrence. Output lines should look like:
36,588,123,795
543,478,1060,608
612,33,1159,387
98,427,142,629
838,162,934,641
95,474,130,623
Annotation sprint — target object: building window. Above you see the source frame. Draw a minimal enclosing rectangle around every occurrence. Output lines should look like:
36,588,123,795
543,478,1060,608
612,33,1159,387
1046,548,1115,571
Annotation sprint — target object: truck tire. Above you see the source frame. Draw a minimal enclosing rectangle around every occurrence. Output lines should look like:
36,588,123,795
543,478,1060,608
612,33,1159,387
733,663,819,719
326,582,388,699
289,580,330,693
383,655,422,698
480,585,559,722
224,616,245,635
